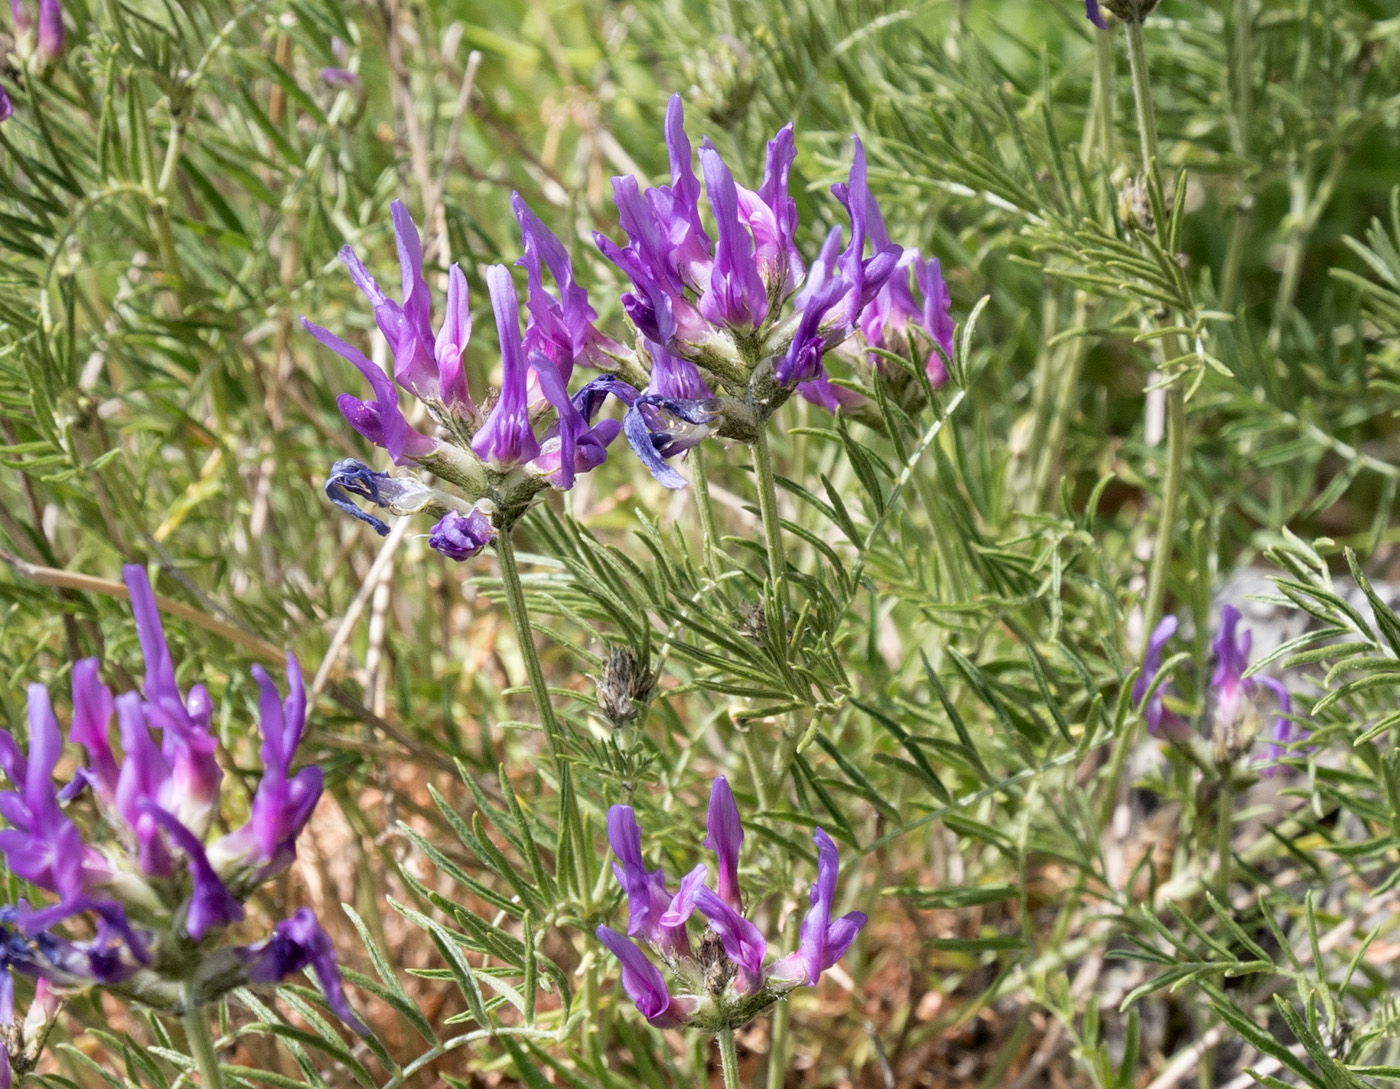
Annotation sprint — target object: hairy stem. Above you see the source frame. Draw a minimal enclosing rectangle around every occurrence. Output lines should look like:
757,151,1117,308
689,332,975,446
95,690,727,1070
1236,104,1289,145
766,994,791,1089
751,429,789,634
1215,777,1234,904
719,1026,743,1089
495,529,561,760
183,1005,225,1089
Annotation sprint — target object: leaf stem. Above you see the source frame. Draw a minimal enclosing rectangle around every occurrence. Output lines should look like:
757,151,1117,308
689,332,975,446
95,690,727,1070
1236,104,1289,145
751,428,789,636
765,997,791,1089
719,1026,743,1089
183,1003,225,1089
691,443,721,577
495,528,561,761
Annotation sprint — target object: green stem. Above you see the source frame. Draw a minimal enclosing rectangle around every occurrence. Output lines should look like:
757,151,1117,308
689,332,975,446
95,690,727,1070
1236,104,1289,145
1124,14,1188,651
1215,777,1234,904
691,444,721,577
183,1004,225,1089
740,726,775,813
751,429,788,635
765,995,791,1089
1220,0,1252,310
495,529,561,760
719,1027,743,1089
1142,383,1186,648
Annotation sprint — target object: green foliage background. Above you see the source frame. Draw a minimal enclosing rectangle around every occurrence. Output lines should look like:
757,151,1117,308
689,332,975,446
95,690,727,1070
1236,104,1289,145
2,0,1400,1086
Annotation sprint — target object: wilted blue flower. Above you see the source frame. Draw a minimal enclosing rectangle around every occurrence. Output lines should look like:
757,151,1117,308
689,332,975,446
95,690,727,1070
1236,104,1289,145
0,567,362,1030
429,509,496,561
597,777,866,1032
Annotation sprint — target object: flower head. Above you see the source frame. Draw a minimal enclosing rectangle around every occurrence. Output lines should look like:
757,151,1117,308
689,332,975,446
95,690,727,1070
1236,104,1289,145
0,567,361,1033
598,777,866,1032
309,199,630,537
1133,606,1304,772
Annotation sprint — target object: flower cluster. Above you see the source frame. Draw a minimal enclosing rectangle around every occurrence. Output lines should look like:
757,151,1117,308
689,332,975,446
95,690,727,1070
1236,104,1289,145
595,778,865,1032
310,94,958,529
306,197,627,547
0,566,361,1037
1134,606,1302,773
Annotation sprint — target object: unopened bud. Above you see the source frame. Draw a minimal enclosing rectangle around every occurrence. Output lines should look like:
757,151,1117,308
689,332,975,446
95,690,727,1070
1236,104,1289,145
595,647,656,730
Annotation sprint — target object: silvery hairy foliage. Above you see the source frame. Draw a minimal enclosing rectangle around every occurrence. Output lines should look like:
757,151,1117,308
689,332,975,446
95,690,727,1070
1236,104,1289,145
0,0,1397,1087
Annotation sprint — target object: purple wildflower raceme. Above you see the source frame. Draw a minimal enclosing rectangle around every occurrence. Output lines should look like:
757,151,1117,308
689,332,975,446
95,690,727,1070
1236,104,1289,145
311,197,629,540
1132,606,1303,772
0,567,362,1030
598,776,866,1032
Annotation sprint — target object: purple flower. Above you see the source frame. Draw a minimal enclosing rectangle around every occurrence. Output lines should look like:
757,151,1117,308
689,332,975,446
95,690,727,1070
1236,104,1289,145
0,570,360,1028
0,87,11,124
320,67,359,89
240,908,365,1032
704,778,743,913
595,94,808,357
429,509,496,561
1133,605,1305,771
595,926,694,1028
1133,615,1188,740
36,0,60,61
1211,606,1253,729
1087,0,1108,28
1211,605,1303,772
206,658,322,892
598,777,866,1031
698,140,770,332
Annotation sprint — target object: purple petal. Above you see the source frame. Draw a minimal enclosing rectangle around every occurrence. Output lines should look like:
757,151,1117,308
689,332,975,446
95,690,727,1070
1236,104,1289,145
303,317,437,464
433,264,474,409
693,886,766,994
1132,614,1178,736
659,863,708,929
0,86,12,124
242,908,365,1031
429,509,496,561
1211,605,1255,729
698,141,768,331
471,266,541,469
606,805,670,943
1086,0,1108,28
37,0,61,61
595,925,691,1028
137,801,244,941
798,827,840,986
704,777,744,913
69,658,117,800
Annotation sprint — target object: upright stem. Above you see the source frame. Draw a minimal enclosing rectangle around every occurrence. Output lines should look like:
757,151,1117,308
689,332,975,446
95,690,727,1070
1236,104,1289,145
765,996,791,1089
751,429,789,636
183,1005,225,1089
1215,778,1235,904
495,529,561,760
718,1027,743,1089
1125,16,1188,651
1220,0,1253,310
